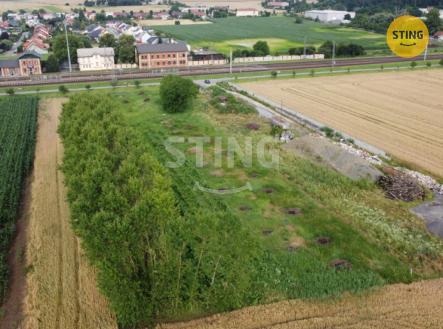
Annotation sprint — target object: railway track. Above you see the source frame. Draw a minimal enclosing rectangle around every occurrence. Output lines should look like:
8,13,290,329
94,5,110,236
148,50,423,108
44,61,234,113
1,54,442,87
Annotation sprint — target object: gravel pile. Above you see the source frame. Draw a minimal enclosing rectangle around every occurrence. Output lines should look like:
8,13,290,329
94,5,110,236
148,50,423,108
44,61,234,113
338,141,383,165
397,168,443,194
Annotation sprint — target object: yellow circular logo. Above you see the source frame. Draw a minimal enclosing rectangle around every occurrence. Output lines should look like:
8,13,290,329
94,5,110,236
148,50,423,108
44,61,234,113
387,15,429,58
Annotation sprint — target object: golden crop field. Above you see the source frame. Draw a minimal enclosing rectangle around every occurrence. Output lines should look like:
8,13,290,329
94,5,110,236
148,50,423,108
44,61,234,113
241,70,443,177
160,279,443,329
22,99,117,329
181,0,263,10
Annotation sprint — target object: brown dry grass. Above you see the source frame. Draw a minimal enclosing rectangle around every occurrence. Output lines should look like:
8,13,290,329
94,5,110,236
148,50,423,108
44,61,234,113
21,98,117,329
158,278,443,329
241,70,443,177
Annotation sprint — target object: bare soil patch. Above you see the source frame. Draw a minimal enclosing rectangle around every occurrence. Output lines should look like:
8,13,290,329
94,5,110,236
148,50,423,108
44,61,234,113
158,278,443,329
21,98,117,329
241,70,443,177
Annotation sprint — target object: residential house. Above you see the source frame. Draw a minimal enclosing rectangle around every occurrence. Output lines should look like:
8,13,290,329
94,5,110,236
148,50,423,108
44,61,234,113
136,41,189,69
304,10,355,23
434,31,443,40
236,8,260,17
0,51,42,77
77,47,115,71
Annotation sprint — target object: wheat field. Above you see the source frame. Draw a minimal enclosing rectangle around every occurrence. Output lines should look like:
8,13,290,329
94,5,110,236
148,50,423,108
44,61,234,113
241,70,443,177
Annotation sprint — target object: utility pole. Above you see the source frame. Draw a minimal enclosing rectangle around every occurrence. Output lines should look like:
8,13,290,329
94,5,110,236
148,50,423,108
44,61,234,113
229,48,233,74
332,41,336,67
64,21,72,73
424,40,429,62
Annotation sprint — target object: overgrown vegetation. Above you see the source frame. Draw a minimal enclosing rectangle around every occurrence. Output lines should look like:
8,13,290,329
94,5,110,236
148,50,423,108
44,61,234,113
208,86,256,114
0,96,38,301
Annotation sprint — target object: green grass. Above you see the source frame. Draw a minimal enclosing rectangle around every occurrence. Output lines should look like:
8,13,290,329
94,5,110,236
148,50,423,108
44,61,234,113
110,87,443,283
57,86,443,322
154,16,387,54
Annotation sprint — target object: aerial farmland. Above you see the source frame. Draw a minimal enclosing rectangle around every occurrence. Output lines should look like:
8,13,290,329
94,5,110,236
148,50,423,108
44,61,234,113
1,1,443,329
240,70,443,177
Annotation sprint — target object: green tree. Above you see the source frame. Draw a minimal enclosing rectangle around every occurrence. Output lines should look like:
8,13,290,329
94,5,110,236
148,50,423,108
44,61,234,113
134,80,141,88
159,75,198,113
319,40,333,58
425,8,442,35
59,85,69,94
45,54,60,72
52,33,91,64
410,61,417,69
253,40,270,56
99,33,116,48
117,34,135,63
271,70,277,78
439,59,443,66
6,88,14,96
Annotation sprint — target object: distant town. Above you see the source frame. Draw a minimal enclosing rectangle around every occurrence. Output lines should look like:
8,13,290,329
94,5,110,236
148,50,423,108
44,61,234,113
0,1,442,78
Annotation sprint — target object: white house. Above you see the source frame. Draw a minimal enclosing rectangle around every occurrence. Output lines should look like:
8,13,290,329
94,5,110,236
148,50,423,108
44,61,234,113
304,10,355,23
236,8,260,17
77,48,115,71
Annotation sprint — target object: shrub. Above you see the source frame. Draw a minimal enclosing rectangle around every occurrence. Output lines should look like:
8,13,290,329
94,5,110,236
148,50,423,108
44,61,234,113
439,58,443,66
320,126,335,138
160,75,198,113
85,84,91,91
410,61,417,69
426,61,432,68
58,85,68,94
271,70,278,78
134,80,141,88
6,88,14,96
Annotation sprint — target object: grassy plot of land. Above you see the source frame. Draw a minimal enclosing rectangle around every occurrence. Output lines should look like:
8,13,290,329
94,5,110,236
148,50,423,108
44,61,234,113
154,16,386,54
112,86,442,290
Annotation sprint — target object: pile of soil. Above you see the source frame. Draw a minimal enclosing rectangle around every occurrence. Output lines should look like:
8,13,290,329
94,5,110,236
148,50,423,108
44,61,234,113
316,237,332,245
378,168,426,202
246,123,260,130
285,208,302,216
329,259,352,271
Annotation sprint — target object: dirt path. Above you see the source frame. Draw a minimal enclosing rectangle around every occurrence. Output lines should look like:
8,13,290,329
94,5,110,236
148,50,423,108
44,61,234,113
159,279,443,329
12,98,118,329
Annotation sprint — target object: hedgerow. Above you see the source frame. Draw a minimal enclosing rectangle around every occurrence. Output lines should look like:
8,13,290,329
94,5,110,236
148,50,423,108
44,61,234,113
0,96,38,301
58,95,261,327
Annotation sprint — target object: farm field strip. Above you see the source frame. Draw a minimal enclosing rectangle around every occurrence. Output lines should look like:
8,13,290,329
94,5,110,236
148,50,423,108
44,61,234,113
22,98,117,329
0,97,37,302
160,278,443,329
240,70,443,177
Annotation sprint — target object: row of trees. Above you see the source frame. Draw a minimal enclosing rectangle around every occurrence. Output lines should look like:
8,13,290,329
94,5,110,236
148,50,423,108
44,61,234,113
59,93,263,328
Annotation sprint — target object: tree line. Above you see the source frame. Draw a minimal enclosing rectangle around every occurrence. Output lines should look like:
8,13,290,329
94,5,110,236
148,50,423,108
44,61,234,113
58,94,264,328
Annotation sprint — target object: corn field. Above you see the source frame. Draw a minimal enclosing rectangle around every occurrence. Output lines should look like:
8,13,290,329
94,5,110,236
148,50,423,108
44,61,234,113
0,96,38,301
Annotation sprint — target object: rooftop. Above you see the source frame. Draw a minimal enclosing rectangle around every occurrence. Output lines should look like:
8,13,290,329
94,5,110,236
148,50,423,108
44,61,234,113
77,47,115,58
136,41,188,54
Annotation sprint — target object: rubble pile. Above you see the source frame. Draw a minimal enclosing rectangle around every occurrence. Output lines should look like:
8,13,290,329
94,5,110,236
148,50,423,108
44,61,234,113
337,141,383,165
397,168,443,194
377,170,426,202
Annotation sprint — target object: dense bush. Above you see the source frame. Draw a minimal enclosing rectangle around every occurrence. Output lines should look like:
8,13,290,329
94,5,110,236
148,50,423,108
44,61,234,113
160,75,198,113
0,97,38,301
